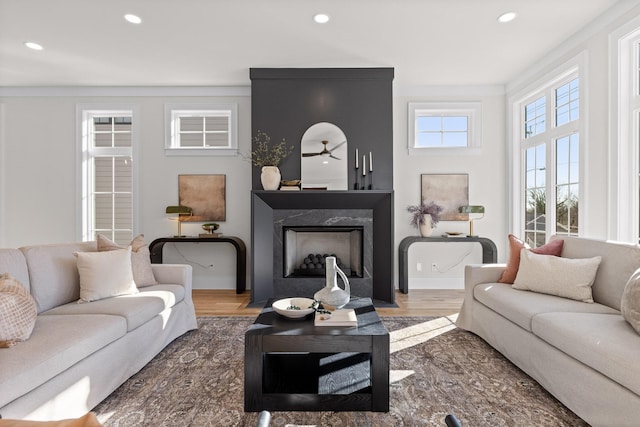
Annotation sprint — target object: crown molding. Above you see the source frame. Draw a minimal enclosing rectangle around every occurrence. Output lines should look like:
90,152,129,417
0,86,251,97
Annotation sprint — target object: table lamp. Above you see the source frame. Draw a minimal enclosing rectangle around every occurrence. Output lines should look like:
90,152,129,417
165,205,192,237
459,205,485,237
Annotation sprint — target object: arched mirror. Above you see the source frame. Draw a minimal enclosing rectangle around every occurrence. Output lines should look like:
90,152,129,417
300,122,348,190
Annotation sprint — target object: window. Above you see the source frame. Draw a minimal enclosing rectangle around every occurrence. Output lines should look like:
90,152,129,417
408,102,482,155
524,96,546,137
78,107,136,245
514,69,582,247
610,23,640,243
165,104,238,156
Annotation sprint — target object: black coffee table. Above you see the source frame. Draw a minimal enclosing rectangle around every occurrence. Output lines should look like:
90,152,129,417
244,297,390,412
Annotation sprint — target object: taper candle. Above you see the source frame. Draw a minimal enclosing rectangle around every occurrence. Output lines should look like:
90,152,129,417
355,148,359,168
362,155,366,176
369,152,373,172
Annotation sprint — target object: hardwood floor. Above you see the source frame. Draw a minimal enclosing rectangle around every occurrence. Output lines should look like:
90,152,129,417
192,289,464,317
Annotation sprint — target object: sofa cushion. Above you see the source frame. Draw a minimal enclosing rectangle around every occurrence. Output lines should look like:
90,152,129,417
97,234,157,288
41,284,184,332
513,250,601,302
20,242,97,313
532,312,640,397
498,234,564,284
0,314,126,409
75,249,139,303
0,274,37,347
621,267,640,334
473,282,619,332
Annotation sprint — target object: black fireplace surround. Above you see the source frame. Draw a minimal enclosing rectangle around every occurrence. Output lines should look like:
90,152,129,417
250,68,395,305
251,191,394,304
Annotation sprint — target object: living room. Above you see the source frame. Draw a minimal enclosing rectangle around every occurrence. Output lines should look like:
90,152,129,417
1,1,637,259
2,1,640,426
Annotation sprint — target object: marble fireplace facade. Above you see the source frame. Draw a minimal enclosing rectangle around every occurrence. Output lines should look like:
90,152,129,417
274,209,372,299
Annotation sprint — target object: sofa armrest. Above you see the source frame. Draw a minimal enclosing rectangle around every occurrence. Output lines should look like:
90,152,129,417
456,263,506,331
465,263,506,288
151,264,193,290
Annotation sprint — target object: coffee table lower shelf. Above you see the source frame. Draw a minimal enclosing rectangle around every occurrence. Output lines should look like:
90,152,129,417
257,351,375,411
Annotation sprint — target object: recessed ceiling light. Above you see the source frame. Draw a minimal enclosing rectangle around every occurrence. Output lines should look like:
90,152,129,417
313,13,330,24
24,42,43,51
497,12,517,23
124,14,142,24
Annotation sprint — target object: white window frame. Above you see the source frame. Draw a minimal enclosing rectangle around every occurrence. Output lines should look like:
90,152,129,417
76,104,139,243
0,103,5,246
165,103,238,156
407,102,482,155
609,19,640,243
508,52,587,242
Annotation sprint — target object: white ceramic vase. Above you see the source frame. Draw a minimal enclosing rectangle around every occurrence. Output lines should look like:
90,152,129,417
419,221,433,237
314,256,351,309
260,166,281,190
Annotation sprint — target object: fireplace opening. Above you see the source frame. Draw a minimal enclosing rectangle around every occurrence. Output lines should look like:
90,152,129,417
283,226,364,278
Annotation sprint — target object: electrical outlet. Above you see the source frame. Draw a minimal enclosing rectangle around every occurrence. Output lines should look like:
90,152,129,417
431,262,438,272
416,262,422,271
208,264,215,270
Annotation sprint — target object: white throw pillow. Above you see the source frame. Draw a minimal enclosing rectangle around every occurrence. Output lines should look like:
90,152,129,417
513,249,601,303
75,248,138,303
97,234,158,287
621,268,640,335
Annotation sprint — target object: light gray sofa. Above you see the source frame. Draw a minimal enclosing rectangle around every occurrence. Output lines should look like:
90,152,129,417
456,235,640,427
0,241,197,420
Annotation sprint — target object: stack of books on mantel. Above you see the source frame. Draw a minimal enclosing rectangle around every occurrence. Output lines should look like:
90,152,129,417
314,309,357,327
280,185,300,191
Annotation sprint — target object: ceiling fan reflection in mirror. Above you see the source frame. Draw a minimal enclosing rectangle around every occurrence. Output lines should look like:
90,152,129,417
302,140,346,160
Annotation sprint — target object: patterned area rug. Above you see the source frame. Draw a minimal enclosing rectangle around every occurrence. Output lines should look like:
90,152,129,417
93,316,587,427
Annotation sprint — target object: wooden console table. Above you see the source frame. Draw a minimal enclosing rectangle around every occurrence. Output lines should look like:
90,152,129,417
398,236,497,294
149,236,247,294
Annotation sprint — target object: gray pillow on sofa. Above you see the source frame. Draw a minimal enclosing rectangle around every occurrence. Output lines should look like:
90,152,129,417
621,268,640,334
513,249,601,303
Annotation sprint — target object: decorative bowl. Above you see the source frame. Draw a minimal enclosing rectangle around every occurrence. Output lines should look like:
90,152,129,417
272,297,315,319
201,223,220,233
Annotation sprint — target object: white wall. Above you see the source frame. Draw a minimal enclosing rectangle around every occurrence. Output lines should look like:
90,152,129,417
0,89,252,290
393,88,507,289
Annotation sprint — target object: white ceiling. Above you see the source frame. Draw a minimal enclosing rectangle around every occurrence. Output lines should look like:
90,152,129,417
0,0,632,88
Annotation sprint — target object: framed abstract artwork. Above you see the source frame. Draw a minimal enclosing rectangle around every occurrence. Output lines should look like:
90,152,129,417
178,174,226,221
421,174,469,221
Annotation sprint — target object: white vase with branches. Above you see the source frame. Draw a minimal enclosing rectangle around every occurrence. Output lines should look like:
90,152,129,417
247,130,294,190
407,201,443,237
